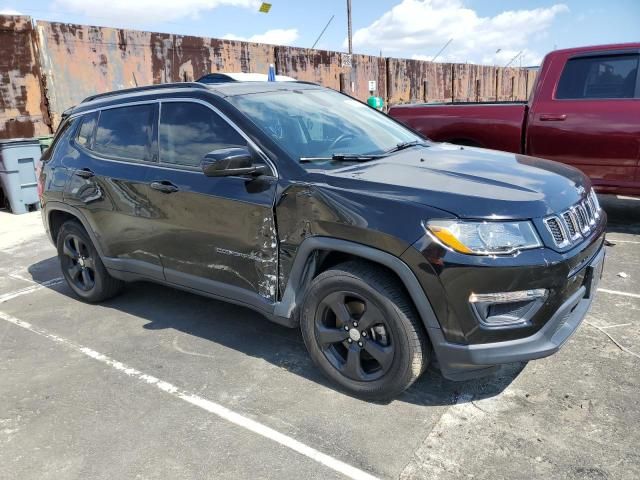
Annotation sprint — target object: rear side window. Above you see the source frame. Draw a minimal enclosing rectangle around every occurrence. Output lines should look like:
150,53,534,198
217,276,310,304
94,104,155,161
41,118,75,163
556,54,639,99
76,112,98,148
159,102,246,167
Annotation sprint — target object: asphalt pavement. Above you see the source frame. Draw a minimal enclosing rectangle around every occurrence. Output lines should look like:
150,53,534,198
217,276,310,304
1,194,638,480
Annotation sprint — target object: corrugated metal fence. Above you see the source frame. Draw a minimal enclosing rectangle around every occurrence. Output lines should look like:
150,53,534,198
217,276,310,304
0,15,538,137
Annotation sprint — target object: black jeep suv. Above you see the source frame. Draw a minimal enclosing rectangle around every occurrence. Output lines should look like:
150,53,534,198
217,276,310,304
39,81,606,399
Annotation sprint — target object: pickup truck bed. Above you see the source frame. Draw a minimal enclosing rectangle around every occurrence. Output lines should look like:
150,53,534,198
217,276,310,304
390,102,527,154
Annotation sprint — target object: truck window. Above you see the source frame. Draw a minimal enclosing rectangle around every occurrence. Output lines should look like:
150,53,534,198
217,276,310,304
556,54,639,99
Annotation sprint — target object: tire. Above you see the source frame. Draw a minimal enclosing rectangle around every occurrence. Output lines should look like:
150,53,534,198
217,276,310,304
300,261,429,400
56,220,123,302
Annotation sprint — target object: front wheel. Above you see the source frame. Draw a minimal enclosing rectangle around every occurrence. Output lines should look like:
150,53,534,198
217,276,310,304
57,220,123,302
300,261,429,400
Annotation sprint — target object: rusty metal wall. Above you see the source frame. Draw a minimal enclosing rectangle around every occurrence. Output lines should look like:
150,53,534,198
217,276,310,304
36,20,274,128
273,47,387,101
496,67,531,101
0,15,50,139
385,58,453,104
0,15,538,134
453,64,500,102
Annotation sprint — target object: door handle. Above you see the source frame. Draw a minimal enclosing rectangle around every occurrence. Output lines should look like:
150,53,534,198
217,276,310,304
150,181,179,194
75,168,94,179
539,113,567,121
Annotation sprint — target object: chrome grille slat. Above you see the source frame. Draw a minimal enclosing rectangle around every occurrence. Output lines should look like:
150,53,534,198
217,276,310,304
544,189,601,248
561,211,579,240
575,204,589,233
544,216,569,248
583,199,595,225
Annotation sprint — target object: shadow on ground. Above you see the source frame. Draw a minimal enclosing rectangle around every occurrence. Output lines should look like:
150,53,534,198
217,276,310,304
29,255,523,407
599,194,640,235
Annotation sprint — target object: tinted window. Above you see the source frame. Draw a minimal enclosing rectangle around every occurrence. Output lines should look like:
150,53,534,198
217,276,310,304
159,102,246,167
229,89,422,167
94,104,155,161
76,112,98,148
41,117,75,163
557,54,639,99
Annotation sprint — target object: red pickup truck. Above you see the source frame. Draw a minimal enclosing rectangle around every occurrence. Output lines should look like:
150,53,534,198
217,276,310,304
389,43,640,196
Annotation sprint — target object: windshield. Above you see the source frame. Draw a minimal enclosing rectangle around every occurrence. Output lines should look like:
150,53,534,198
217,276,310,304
229,88,423,166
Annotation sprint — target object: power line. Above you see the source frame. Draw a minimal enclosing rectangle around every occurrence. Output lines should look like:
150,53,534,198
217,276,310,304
504,50,523,68
430,38,452,62
311,15,334,50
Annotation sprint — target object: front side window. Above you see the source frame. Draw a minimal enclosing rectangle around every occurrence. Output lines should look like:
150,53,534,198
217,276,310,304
556,54,639,99
229,88,423,167
94,104,155,161
159,102,246,167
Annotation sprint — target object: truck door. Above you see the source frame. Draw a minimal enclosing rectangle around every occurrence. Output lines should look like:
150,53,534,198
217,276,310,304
526,51,640,194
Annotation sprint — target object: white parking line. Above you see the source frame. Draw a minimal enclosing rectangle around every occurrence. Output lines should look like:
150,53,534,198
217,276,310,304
0,310,379,480
0,278,63,304
598,288,640,300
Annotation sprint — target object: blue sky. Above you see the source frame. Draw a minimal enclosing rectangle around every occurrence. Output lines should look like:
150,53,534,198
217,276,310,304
2,0,638,66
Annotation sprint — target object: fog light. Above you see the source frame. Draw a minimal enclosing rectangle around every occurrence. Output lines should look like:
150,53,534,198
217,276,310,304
469,289,548,327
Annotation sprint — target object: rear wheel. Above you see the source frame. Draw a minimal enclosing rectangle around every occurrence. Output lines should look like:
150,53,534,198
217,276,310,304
300,261,429,400
57,220,123,302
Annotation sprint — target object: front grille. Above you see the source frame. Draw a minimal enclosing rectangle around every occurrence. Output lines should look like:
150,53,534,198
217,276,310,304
544,189,601,249
545,217,566,245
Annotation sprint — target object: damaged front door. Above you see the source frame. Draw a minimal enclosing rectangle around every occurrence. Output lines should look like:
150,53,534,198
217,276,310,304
146,100,278,301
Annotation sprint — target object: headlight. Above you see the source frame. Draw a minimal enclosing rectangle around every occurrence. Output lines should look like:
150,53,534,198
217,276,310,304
426,220,542,255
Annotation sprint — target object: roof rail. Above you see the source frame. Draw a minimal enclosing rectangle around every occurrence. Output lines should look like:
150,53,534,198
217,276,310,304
81,82,209,103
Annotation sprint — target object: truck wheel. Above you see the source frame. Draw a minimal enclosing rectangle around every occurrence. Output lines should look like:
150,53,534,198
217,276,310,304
56,220,123,303
300,261,429,400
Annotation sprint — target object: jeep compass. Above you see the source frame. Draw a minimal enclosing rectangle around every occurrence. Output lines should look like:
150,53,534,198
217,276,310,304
39,81,606,399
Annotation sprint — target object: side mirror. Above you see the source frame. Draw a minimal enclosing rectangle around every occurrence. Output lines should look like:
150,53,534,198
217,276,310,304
201,146,269,177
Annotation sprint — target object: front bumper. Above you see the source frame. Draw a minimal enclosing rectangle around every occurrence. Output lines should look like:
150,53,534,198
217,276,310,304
430,246,605,380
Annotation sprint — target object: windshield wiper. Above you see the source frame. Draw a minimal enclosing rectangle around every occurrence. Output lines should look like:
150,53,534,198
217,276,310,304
300,153,384,163
384,140,428,155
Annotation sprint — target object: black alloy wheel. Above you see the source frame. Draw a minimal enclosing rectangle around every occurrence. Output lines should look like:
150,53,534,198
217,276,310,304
301,261,429,400
56,220,123,302
315,291,394,382
61,233,96,291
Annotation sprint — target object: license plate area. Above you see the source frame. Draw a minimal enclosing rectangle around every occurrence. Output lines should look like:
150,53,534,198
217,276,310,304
583,250,605,299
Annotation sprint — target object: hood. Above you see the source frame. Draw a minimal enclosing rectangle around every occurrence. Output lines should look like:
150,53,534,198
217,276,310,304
320,143,590,219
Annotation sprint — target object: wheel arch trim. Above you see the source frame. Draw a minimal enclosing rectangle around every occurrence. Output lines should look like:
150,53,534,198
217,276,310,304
44,202,107,258
274,236,441,330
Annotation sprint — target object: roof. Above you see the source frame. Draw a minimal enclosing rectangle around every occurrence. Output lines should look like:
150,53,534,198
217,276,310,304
548,42,640,57
205,81,321,97
67,81,322,118
198,72,297,83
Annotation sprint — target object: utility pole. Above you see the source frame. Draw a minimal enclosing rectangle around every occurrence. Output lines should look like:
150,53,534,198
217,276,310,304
347,0,353,55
